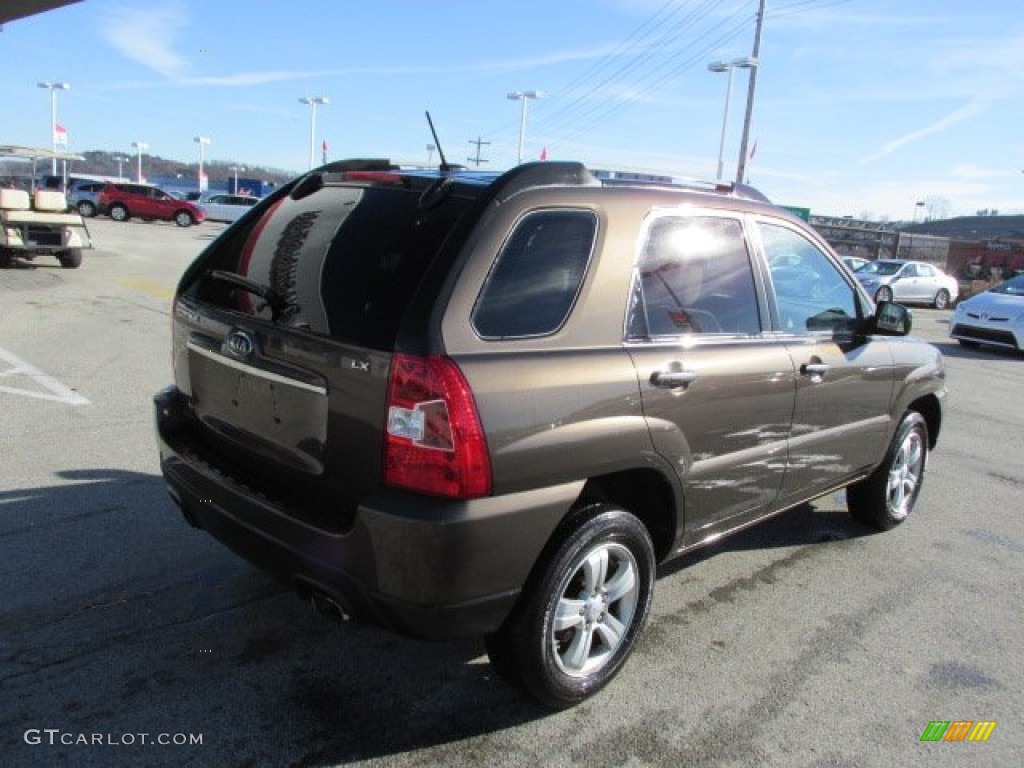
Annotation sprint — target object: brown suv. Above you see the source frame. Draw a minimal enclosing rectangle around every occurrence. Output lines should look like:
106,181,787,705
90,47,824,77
154,160,944,708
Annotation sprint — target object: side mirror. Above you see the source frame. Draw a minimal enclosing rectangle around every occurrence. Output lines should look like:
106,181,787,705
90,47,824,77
873,300,912,336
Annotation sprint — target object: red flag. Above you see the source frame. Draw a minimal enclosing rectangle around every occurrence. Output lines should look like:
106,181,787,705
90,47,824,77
322,139,328,163
540,147,548,161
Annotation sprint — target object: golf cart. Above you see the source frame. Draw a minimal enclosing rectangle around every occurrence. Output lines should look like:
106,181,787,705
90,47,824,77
0,145,92,269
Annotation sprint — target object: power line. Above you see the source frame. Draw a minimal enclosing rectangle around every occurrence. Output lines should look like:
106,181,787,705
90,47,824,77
541,5,755,151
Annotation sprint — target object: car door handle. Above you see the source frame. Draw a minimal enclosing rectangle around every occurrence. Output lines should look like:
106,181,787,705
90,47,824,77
651,370,699,389
800,362,829,381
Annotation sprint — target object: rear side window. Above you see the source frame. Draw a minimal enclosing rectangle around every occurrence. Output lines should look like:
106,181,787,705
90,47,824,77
472,210,596,339
631,216,760,337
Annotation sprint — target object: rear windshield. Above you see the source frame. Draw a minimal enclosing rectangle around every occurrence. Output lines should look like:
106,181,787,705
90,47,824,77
182,183,473,349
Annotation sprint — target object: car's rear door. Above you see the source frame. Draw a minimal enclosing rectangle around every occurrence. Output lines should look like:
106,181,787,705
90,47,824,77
626,211,795,540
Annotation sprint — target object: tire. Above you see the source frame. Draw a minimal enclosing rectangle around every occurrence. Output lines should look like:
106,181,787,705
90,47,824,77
847,412,928,531
933,289,950,310
875,286,893,303
58,249,82,269
0,247,12,269
77,200,97,217
174,210,194,227
109,204,129,222
487,503,655,709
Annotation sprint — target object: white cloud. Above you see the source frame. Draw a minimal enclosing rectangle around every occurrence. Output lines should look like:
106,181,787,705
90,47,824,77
101,5,190,79
860,98,993,164
951,164,1008,180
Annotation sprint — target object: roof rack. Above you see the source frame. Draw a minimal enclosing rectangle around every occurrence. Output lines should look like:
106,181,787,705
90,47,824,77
591,167,771,203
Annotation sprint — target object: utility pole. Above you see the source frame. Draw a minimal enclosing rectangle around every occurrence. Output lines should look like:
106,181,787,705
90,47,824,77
736,0,765,185
468,137,491,167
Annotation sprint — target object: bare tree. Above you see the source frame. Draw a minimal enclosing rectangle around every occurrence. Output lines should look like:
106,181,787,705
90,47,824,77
923,196,951,221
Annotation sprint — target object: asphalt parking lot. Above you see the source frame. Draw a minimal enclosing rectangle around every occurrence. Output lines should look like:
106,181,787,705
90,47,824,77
1,219,1021,767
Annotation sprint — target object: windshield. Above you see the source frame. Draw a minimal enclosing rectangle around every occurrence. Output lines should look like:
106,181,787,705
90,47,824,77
858,260,903,276
991,274,1024,296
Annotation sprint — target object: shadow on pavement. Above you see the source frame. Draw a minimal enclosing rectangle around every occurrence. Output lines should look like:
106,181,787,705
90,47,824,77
1,469,886,766
1,469,546,768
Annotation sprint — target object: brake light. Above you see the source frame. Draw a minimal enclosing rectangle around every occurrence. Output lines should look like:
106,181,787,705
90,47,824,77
341,171,403,183
383,354,491,499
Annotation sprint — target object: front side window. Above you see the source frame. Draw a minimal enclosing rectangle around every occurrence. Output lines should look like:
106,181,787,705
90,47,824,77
472,210,596,339
759,222,858,334
630,215,760,337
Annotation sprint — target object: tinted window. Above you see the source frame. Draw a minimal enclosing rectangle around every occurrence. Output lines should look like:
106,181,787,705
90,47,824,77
473,210,596,339
185,184,472,349
631,216,760,337
759,222,858,334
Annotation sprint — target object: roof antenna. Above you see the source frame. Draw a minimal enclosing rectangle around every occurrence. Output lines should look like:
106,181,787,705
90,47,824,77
425,111,452,173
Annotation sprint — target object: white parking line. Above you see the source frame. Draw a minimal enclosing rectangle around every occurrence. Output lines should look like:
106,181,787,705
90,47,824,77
0,346,90,405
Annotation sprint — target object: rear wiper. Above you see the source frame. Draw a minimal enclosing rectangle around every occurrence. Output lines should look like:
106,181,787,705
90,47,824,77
208,269,294,321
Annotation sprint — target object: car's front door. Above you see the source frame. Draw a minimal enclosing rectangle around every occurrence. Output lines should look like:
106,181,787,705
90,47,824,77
756,220,893,508
891,263,921,302
626,212,795,542
150,189,176,218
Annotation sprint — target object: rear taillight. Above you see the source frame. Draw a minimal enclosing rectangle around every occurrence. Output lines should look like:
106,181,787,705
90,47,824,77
383,354,492,499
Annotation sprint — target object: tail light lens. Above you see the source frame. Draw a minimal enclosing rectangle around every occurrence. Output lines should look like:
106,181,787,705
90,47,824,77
383,354,492,499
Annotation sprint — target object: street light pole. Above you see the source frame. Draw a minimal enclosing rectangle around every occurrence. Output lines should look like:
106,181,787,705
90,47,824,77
507,91,543,165
113,155,127,180
298,96,328,170
708,58,757,181
37,81,70,174
230,165,246,193
131,141,148,183
194,136,211,193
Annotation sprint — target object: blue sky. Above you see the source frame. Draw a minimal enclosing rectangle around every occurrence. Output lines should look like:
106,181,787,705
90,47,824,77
1,0,1022,220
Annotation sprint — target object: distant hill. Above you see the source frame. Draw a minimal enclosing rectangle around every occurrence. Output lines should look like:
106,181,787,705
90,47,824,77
902,215,1024,241
66,150,298,186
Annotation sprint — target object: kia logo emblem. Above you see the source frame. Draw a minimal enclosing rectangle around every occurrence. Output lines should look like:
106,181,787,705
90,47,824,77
225,330,255,359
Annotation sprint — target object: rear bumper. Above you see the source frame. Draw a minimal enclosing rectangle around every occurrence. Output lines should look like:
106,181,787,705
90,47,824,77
154,386,581,639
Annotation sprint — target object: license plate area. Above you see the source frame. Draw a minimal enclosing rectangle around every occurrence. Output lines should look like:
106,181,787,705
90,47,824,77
187,342,328,473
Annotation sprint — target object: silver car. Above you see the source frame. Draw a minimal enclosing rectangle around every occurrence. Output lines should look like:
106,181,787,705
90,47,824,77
854,259,958,309
949,274,1024,351
198,193,260,223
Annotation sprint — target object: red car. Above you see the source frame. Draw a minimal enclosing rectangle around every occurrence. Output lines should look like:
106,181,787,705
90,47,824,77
97,183,205,227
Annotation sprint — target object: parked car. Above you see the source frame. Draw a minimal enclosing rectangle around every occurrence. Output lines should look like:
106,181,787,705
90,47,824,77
842,255,869,272
198,193,260,223
854,259,958,308
67,179,106,217
949,273,1024,351
154,159,945,708
97,182,205,226
0,145,91,269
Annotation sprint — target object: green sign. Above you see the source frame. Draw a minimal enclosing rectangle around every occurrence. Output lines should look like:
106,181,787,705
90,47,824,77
780,205,811,222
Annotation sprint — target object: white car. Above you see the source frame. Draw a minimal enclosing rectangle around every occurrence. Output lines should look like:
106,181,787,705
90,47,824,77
199,194,260,223
854,259,958,309
949,274,1024,351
